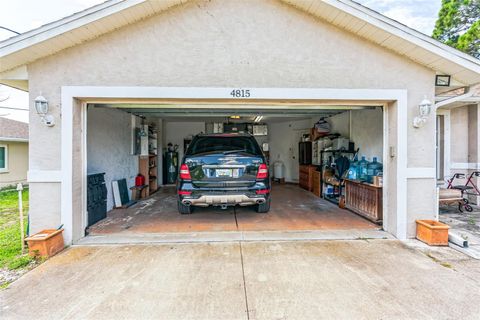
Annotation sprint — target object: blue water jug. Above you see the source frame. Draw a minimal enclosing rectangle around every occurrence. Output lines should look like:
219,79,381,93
358,156,369,181
367,157,382,183
347,156,359,180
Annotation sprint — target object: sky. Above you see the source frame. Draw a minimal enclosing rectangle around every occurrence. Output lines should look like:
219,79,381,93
0,0,442,123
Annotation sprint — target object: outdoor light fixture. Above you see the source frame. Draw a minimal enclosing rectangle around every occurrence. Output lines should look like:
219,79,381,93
413,97,432,128
34,95,55,127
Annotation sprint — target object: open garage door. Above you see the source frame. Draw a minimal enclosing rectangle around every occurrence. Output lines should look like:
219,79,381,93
83,101,386,242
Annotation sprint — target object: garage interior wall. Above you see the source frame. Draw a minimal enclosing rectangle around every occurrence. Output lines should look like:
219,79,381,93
269,118,312,182
88,109,384,187
164,121,206,161
327,108,384,159
87,107,138,211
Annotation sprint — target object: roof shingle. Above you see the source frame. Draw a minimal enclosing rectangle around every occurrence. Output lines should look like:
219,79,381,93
0,117,28,140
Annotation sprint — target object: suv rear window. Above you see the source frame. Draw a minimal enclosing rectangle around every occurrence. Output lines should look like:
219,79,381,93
187,136,262,156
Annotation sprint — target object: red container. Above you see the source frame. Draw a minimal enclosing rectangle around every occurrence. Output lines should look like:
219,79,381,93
135,174,145,186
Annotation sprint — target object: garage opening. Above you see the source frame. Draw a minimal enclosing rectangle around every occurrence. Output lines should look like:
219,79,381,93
84,102,385,238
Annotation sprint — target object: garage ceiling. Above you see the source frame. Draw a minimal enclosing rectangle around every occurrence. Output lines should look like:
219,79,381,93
93,103,376,121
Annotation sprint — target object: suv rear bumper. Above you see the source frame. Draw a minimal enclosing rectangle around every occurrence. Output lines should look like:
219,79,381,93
181,194,267,207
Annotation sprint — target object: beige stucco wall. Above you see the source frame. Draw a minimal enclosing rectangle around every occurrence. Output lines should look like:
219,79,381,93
27,0,436,239
448,104,480,203
0,141,28,188
450,107,470,163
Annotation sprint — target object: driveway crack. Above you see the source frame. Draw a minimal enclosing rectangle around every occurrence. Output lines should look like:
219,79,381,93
238,241,250,320
234,206,239,230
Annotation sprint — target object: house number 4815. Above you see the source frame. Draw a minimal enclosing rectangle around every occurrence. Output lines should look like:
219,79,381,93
230,89,251,98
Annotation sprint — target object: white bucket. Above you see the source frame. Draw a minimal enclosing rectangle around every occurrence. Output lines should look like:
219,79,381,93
274,161,284,179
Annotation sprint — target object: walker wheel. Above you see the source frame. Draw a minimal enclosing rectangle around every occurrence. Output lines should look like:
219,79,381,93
465,205,473,212
463,198,470,204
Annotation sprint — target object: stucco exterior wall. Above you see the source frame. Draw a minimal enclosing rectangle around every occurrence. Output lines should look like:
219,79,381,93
451,107,470,164
0,141,28,188
448,104,480,203
27,0,436,238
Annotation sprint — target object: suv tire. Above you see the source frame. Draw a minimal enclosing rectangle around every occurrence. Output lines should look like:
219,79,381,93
256,198,270,213
178,200,193,214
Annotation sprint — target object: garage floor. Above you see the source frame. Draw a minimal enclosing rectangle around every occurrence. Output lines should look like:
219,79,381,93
87,184,378,236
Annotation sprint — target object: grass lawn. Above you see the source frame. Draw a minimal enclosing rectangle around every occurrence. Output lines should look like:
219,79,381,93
0,187,33,279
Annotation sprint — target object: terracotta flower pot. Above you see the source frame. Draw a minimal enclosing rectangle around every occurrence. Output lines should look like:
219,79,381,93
416,220,450,246
25,229,65,258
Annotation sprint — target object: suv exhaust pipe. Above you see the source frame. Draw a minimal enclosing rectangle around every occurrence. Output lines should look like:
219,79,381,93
256,199,266,204
182,200,192,206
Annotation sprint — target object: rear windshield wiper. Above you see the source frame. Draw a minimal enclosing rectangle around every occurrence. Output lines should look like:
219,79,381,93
222,149,250,155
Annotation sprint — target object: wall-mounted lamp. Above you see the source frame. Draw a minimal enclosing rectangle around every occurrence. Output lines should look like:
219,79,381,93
412,97,432,128
34,95,55,127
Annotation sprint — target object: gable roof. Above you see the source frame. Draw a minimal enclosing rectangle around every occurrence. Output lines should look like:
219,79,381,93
1,0,480,88
0,117,28,141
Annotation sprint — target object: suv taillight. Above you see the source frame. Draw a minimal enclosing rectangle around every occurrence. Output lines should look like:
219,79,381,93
256,163,268,179
180,164,192,180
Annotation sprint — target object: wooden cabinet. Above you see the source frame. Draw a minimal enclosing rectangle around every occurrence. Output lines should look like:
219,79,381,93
345,179,382,223
299,165,316,191
138,155,158,198
312,171,321,197
137,122,158,199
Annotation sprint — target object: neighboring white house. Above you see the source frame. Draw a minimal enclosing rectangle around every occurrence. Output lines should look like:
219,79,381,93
0,117,28,188
1,0,480,244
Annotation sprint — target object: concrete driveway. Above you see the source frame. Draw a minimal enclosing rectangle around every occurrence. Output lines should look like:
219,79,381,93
2,240,480,319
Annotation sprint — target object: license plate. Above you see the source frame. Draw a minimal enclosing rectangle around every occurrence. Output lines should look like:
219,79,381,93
216,169,232,177
215,169,240,178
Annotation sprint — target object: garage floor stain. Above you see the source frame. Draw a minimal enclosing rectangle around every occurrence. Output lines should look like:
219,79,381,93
87,184,378,235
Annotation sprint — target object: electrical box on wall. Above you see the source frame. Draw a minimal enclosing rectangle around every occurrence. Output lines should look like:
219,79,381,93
253,124,268,136
205,122,224,134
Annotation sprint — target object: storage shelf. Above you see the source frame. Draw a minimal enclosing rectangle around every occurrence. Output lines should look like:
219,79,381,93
138,123,158,197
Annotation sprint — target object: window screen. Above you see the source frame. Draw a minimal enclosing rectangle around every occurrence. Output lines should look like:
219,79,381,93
0,146,5,169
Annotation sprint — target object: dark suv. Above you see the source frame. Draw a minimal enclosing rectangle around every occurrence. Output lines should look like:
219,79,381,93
177,133,271,214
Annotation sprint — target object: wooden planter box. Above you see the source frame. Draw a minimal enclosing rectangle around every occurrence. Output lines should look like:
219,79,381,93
345,179,382,223
416,220,450,246
25,229,65,258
